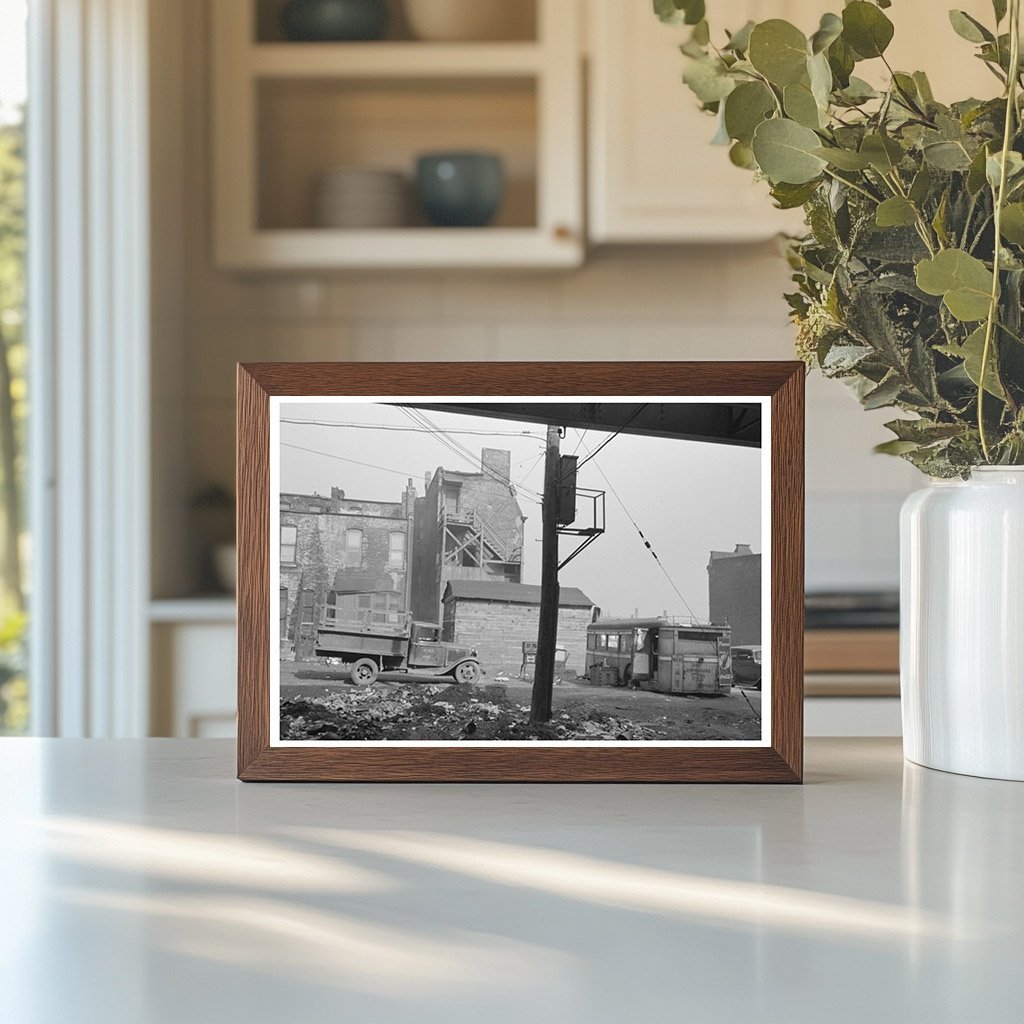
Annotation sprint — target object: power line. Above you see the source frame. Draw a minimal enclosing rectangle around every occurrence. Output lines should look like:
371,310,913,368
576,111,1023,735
281,417,542,439
400,406,544,504
280,442,418,480
576,437,701,622
577,405,647,473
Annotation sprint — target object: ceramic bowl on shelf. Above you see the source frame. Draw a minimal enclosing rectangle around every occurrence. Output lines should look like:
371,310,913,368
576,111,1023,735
315,167,408,228
403,0,533,42
280,0,389,42
414,152,504,227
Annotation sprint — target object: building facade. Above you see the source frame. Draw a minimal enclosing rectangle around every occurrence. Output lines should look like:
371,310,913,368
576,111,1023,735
279,448,527,660
279,483,417,660
707,543,762,646
442,581,596,676
411,448,527,624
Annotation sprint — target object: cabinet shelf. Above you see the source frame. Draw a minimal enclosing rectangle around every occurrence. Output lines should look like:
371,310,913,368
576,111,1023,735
249,42,544,78
218,226,579,270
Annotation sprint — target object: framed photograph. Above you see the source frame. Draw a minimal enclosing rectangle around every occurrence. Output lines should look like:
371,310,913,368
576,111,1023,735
237,362,804,782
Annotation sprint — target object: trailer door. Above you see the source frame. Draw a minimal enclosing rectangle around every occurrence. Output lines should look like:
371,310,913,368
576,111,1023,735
677,633,719,693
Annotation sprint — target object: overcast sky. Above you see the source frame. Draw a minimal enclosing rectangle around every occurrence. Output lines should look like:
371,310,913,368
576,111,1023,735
278,400,762,621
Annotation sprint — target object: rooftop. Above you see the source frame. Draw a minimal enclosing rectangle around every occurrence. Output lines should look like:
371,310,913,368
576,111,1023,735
443,580,594,608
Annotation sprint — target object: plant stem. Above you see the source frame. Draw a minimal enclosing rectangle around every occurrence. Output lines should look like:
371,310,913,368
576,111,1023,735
822,167,880,205
979,0,1021,462
884,171,939,254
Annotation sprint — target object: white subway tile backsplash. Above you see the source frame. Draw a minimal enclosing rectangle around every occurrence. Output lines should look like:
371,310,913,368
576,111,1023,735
352,323,496,362
326,275,446,320
558,251,726,320
187,271,327,322
441,272,562,321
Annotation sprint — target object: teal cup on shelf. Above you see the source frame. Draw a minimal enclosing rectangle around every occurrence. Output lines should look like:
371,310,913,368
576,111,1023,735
415,152,505,228
280,0,388,42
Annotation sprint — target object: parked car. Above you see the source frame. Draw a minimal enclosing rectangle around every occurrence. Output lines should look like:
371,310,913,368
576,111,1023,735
732,646,762,689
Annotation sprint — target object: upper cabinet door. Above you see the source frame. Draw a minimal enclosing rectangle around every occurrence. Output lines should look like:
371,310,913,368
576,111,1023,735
587,0,807,244
586,0,998,245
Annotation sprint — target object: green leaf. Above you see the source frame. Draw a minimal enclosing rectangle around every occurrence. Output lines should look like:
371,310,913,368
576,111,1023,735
967,144,991,193
909,164,933,205
807,51,833,109
993,0,1008,24
653,0,705,26
682,57,736,104
827,35,856,88
810,12,843,54
884,418,964,443
748,20,809,86
948,10,994,44
842,1,895,59
751,118,828,184
862,374,903,409
837,76,879,104
932,190,950,247
784,80,824,129
860,133,904,173
913,71,935,104
923,140,972,171
915,249,994,322
814,146,872,170
723,81,775,144
770,180,820,209
939,325,1006,398
876,197,918,228
875,439,922,455
1000,203,1024,245
724,20,755,53
729,140,757,169
986,150,1024,191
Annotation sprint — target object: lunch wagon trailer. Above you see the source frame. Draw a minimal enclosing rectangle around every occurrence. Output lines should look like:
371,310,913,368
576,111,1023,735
586,617,733,695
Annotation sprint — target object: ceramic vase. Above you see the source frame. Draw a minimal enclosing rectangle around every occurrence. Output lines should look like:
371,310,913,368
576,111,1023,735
900,467,1024,781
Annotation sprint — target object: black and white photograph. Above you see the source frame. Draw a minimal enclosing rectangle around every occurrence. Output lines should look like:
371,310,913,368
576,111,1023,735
271,398,769,746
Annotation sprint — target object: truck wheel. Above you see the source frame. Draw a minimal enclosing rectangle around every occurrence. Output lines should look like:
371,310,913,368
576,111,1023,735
349,658,379,685
452,660,480,685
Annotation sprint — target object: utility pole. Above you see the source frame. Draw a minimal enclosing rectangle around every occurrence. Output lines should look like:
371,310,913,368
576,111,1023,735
530,424,561,722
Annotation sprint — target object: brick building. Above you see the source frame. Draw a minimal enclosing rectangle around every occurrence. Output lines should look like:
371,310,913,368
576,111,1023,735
279,447,527,660
441,580,596,676
411,448,527,624
707,543,761,646
280,482,417,660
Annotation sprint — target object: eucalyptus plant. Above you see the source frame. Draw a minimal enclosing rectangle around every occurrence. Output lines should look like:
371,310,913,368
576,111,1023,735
657,0,1024,475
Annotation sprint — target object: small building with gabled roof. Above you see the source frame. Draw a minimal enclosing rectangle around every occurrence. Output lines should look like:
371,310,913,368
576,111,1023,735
441,580,597,676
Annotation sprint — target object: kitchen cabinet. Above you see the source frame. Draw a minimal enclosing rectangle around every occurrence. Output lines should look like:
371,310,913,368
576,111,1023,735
586,0,998,244
211,0,583,269
150,600,237,737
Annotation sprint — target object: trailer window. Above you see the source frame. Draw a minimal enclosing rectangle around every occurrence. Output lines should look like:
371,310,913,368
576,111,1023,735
607,633,620,652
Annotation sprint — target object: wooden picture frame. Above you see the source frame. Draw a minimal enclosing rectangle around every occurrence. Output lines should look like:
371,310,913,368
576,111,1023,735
237,362,804,782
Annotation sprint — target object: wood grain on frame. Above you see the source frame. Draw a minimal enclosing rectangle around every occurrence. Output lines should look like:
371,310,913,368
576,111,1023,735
237,362,804,783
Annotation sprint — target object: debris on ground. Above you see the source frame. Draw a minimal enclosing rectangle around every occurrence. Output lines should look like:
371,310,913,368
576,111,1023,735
281,681,670,742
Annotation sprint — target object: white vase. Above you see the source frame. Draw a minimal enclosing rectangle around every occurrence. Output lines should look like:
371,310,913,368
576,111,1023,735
900,467,1024,780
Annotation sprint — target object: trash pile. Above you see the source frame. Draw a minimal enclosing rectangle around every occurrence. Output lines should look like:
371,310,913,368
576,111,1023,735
281,681,660,742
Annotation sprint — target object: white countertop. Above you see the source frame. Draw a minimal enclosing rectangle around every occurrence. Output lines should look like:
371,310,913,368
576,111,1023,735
1,738,1020,1023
